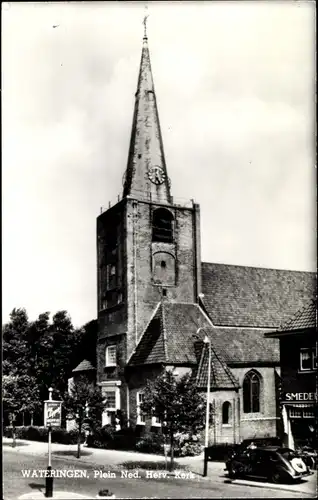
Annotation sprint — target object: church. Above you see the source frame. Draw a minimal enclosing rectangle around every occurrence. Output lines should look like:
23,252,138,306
73,27,316,445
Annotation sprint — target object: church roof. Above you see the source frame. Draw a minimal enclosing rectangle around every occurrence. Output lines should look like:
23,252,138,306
72,359,96,373
128,302,279,367
195,341,240,390
201,262,316,329
122,28,171,203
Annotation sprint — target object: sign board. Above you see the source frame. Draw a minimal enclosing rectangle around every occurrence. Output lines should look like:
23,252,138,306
44,401,62,427
283,392,317,402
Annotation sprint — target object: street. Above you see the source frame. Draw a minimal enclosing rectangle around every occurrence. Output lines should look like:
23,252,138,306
3,450,314,500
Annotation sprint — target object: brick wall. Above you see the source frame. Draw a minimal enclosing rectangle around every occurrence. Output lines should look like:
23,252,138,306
125,199,201,360
127,365,164,428
198,390,240,445
231,366,279,440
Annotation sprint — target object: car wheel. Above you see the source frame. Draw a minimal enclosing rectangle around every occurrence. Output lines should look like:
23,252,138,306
228,464,240,479
270,472,281,484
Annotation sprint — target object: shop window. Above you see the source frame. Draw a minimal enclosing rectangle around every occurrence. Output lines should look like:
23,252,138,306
243,370,261,413
152,208,173,243
222,401,231,424
303,409,314,418
289,407,302,418
300,347,316,371
105,345,117,367
136,392,146,425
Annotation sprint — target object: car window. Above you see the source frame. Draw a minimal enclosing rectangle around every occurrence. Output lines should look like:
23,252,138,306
279,448,297,460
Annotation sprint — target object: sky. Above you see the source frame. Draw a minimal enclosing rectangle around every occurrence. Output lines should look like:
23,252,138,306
2,1,316,328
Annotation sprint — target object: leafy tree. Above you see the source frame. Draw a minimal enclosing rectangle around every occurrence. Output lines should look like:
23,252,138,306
140,370,208,470
75,319,97,367
3,308,88,426
63,375,107,458
3,308,31,376
50,311,83,397
3,374,41,444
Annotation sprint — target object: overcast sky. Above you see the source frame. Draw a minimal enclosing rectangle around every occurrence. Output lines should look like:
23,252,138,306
2,1,316,327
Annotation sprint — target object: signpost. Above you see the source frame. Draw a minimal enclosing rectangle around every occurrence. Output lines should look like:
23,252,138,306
44,388,62,498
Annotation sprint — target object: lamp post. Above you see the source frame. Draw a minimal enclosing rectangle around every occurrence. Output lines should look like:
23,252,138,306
194,328,212,477
203,335,212,449
46,387,53,498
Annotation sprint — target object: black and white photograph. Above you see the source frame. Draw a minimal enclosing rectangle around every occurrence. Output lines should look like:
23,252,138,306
2,1,317,499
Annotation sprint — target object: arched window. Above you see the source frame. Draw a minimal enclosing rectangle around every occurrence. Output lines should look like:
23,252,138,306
243,370,261,413
222,401,231,424
152,209,173,243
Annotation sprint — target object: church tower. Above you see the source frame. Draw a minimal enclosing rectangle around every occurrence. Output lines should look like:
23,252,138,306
96,23,201,421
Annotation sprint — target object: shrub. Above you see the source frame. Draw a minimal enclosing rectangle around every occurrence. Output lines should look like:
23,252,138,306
89,425,114,449
176,441,203,457
174,432,203,457
3,426,82,445
135,432,163,454
51,428,82,445
10,426,48,442
110,427,139,451
27,426,48,442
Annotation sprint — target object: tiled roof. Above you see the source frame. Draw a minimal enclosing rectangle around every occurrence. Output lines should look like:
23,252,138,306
201,262,316,328
129,305,166,365
72,359,96,372
207,327,279,364
278,300,317,332
128,302,279,366
195,342,240,390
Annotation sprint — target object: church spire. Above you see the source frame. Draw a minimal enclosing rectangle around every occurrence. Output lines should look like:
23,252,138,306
123,18,171,203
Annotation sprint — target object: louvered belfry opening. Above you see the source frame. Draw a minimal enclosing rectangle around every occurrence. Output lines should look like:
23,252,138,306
152,208,173,243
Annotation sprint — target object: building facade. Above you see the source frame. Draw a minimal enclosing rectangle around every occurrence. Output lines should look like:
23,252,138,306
265,301,317,450
72,29,316,445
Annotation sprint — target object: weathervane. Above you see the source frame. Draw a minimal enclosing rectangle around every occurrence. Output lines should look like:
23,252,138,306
143,6,149,38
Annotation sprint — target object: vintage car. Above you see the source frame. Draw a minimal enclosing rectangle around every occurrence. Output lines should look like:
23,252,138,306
225,446,313,484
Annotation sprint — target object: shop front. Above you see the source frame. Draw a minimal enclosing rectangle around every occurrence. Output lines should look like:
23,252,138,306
265,300,317,452
281,392,317,450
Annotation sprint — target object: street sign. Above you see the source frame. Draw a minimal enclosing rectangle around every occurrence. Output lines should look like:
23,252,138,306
44,401,62,428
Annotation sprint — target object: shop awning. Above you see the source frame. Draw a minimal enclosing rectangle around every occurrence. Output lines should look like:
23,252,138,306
285,403,315,408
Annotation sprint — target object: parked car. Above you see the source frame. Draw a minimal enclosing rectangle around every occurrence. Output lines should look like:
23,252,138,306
226,446,313,484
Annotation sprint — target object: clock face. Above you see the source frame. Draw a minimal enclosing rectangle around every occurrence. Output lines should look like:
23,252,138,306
148,165,166,185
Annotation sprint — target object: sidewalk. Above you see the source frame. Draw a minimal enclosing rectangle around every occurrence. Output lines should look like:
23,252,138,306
3,437,317,496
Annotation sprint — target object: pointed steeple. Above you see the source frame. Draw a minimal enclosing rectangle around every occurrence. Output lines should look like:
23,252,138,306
123,20,171,203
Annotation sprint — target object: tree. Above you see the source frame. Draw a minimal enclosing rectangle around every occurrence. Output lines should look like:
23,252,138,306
3,374,41,445
3,308,31,377
140,370,207,470
63,375,107,459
